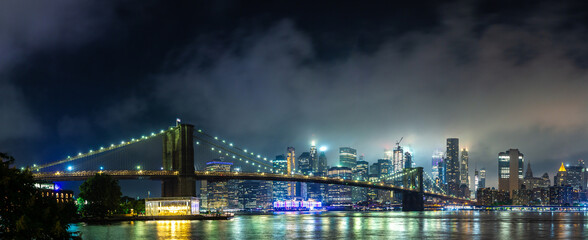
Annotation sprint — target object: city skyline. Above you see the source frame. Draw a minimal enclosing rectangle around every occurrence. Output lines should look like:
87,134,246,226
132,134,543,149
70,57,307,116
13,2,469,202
2,1,588,194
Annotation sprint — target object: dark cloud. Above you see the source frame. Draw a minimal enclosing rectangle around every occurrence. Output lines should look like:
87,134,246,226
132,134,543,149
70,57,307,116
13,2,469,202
2,0,588,196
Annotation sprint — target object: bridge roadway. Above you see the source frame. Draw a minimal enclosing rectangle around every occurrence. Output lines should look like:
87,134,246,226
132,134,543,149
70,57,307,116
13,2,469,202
32,170,470,202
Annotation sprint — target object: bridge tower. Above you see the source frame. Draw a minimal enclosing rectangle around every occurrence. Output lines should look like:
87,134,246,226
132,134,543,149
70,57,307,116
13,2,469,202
402,167,424,211
162,124,195,197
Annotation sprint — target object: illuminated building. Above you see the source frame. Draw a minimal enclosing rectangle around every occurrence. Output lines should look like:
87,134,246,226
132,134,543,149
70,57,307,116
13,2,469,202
352,159,369,203
287,147,297,198
460,148,469,187
367,174,379,201
273,200,322,211
370,162,380,178
310,142,318,174
549,185,573,206
565,162,584,190
339,147,357,169
273,155,289,201
554,163,567,186
473,169,479,198
145,197,199,216
202,160,232,211
318,151,328,176
479,168,486,188
392,146,404,173
497,149,524,198
298,152,311,175
239,180,273,211
377,159,391,178
384,149,393,161
327,166,352,206
35,182,74,203
431,150,443,181
445,138,460,196
404,151,413,169
522,162,548,190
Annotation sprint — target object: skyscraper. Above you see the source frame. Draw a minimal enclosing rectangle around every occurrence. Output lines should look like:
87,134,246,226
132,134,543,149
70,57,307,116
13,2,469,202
272,155,288,201
352,160,369,203
318,151,328,176
203,160,232,211
555,163,567,186
479,168,486,188
474,169,479,198
393,146,404,173
327,166,352,206
298,152,311,175
431,150,444,181
445,138,460,195
404,151,413,169
498,149,524,198
339,147,357,169
378,159,392,178
310,142,318,174
287,147,296,198
460,148,469,187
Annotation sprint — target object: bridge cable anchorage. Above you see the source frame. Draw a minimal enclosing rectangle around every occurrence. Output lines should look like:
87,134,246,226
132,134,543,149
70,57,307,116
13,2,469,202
33,129,171,171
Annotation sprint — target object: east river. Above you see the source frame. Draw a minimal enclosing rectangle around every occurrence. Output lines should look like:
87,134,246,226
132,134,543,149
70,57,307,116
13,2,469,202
71,211,588,239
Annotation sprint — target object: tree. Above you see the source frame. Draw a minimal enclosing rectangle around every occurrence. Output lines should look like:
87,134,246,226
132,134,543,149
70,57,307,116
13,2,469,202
79,173,122,218
0,152,77,239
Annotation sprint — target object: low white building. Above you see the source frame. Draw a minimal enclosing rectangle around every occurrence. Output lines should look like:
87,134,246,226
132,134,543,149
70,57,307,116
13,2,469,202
145,197,199,216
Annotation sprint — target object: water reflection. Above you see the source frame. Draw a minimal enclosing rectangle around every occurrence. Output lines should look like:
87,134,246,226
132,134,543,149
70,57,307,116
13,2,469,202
73,211,588,239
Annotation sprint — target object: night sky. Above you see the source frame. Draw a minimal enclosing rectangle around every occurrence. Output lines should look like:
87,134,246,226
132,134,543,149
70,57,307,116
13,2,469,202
3,0,588,195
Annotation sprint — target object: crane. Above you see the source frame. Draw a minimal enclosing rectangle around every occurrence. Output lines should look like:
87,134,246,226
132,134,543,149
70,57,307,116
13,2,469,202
396,137,403,148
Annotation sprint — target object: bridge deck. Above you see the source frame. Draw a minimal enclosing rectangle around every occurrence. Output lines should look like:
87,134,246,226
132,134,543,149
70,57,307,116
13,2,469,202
33,170,469,202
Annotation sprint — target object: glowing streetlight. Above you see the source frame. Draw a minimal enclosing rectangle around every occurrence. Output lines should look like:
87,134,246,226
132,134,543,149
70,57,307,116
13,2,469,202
67,166,73,171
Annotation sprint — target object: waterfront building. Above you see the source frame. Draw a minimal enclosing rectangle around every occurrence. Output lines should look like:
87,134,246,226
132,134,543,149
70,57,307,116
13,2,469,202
498,149,524,198
460,148,469,187
445,138,460,196
273,200,322,211
476,188,511,206
549,185,573,206
479,168,486,188
145,197,199,216
339,147,357,169
203,161,232,211
327,166,353,206
273,155,289,201
35,182,74,203
239,180,273,211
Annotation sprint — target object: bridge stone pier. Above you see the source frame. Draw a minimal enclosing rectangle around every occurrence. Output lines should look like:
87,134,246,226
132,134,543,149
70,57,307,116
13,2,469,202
401,167,424,211
162,124,196,197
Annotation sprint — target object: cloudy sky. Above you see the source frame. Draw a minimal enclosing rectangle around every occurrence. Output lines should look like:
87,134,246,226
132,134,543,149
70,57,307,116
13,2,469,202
2,0,588,195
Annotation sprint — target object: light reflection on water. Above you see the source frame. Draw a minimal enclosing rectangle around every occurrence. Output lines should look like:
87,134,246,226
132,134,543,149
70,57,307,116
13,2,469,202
71,211,588,240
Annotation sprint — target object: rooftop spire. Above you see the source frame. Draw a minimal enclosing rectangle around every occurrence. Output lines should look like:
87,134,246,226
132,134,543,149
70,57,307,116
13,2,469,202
525,161,533,178
558,162,566,172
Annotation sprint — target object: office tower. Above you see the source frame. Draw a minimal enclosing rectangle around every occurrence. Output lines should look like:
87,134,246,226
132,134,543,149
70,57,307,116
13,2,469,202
370,162,380,179
327,166,353,206
203,160,232,211
522,162,549,190
287,147,296,198
378,159,392,178
393,146,404,173
404,151,413,169
479,168,486,188
352,160,369,203
498,149,524,198
555,163,568,186
298,152,311,175
273,155,288,201
339,147,357,169
384,149,393,160
239,180,272,211
460,148,469,186
310,142,318,174
566,162,584,190
445,138,460,195
318,151,328,176
431,150,444,181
